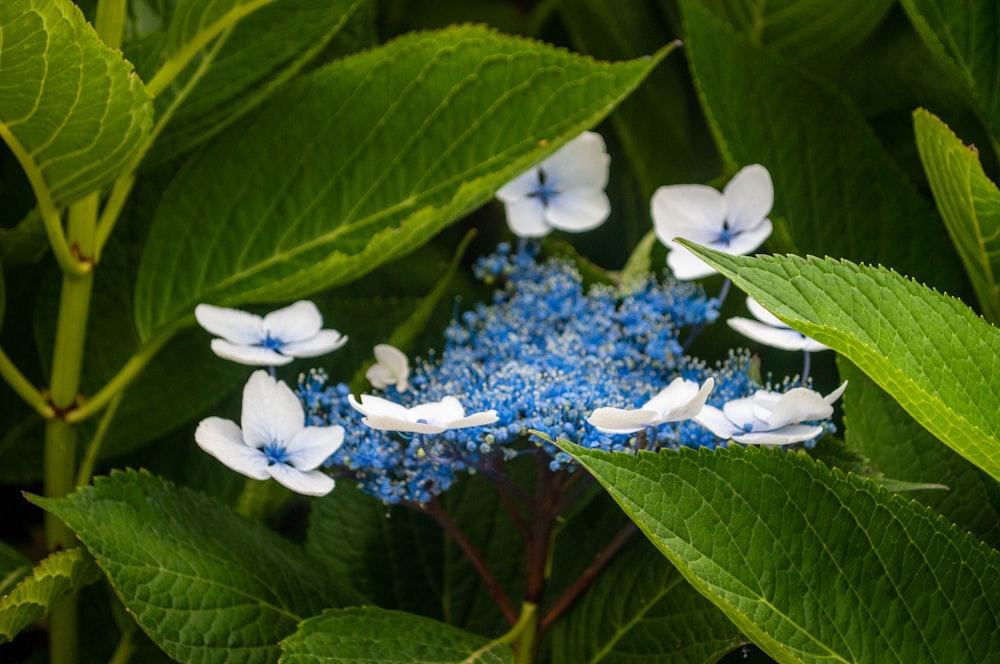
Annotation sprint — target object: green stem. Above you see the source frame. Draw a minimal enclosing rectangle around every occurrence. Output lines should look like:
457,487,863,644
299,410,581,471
479,602,537,663
75,392,123,487
0,346,54,418
93,0,128,49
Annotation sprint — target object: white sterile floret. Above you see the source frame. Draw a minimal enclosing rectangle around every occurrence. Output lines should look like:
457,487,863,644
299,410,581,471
195,371,343,496
695,381,847,446
588,377,714,434
495,131,611,238
365,344,410,392
195,300,347,366
727,297,829,352
651,164,774,280
349,394,498,434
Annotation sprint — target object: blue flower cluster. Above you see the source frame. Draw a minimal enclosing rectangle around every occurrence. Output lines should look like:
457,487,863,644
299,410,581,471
299,245,755,504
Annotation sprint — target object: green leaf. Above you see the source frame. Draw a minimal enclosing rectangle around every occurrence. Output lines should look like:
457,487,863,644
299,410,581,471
31,469,361,663
678,0,963,292
914,109,1000,322
900,0,1000,143
679,243,1000,485
148,0,372,163
561,443,1000,663
697,0,894,62
0,540,31,598
839,359,1000,550
279,606,512,663
162,0,275,62
0,0,153,207
0,548,101,644
549,537,745,664
134,26,672,340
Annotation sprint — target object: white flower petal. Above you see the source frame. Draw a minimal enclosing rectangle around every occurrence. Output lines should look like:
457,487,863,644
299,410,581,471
721,396,764,431
665,245,719,280
362,415,447,434
349,393,413,420
409,396,466,425
540,132,610,191
367,344,410,391
503,197,551,238
716,218,773,256
727,317,825,351
655,377,715,421
284,426,345,471
731,424,823,446
195,304,264,345
281,330,348,358
763,387,833,429
651,184,727,247
209,340,294,366
544,188,611,233
195,417,270,479
495,168,542,202
723,164,773,232
241,371,304,449
587,407,658,433
267,463,335,496
746,297,784,327
824,381,848,405
446,410,499,429
263,301,323,344
694,405,742,439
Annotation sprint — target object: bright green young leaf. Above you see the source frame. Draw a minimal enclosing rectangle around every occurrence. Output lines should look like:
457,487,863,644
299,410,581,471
31,470,362,664
280,606,512,664
549,537,745,663
900,0,1000,143
678,0,963,292
0,548,100,644
914,109,1000,323
134,26,672,340
839,359,1000,550
148,0,372,163
561,443,1000,663
0,0,153,207
680,244,1000,484
697,0,893,62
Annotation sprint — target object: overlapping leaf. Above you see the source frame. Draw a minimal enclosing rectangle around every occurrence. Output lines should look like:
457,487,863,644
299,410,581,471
914,109,1000,322
134,26,671,340
0,548,100,644
0,0,152,206
562,443,1000,663
901,0,1000,142
678,0,963,292
32,470,361,664
280,607,512,663
680,244,1000,484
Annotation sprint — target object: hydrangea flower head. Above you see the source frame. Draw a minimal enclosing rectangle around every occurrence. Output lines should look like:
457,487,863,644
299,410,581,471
695,381,846,445
495,131,611,237
651,164,774,280
366,344,410,392
728,297,829,352
195,300,347,366
195,371,343,495
588,377,714,434
349,394,498,434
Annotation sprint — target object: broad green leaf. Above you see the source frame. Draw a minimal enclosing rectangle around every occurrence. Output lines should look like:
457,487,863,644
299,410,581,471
160,0,275,67
900,0,1000,143
31,470,362,664
134,26,672,340
280,607,512,664
914,109,1000,322
549,537,745,664
0,540,31,598
0,548,100,644
678,0,963,292
562,443,1000,663
148,0,372,163
0,0,153,207
680,244,1000,484
839,359,1000,550
698,0,894,62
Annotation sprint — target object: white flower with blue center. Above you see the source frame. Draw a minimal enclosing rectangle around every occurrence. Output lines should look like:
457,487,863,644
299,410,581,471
366,344,410,392
349,394,498,434
587,377,714,434
195,371,343,495
695,381,847,445
195,300,347,366
728,297,829,352
495,131,611,238
651,164,774,280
